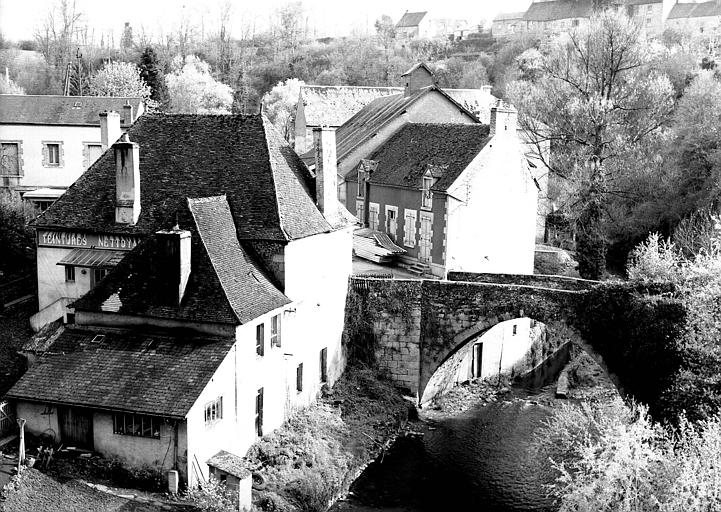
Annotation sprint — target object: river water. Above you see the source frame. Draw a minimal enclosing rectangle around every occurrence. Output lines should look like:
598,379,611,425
332,350,571,512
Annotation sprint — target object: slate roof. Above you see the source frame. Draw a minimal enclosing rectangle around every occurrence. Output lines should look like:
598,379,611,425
668,1,721,19
301,86,479,169
33,114,334,242
397,11,427,27
188,195,291,324
300,86,402,127
72,196,290,325
523,0,593,21
347,123,491,191
493,11,526,21
7,328,235,418
0,95,142,126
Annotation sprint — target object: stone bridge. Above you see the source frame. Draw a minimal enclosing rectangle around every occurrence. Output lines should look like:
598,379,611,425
345,273,599,403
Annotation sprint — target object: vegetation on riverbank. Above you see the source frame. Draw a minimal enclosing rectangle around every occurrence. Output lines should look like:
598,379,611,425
247,365,410,512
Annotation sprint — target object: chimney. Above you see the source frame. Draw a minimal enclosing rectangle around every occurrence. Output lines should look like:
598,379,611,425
113,133,141,224
155,227,192,306
100,111,122,150
123,102,134,125
481,85,493,95
313,127,338,216
490,100,518,138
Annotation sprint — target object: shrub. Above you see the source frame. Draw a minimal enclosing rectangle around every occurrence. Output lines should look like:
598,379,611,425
184,477,236,512
286,470,337,512
626,232,683,283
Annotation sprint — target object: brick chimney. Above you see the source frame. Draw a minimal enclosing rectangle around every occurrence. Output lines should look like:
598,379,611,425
313,127,338,216
123,102,134,125
155,227,191,306
113,133,141,224
490,100,518,137
100,111,121,150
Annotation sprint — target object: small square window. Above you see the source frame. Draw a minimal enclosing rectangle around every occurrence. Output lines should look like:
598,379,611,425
65,265,75,282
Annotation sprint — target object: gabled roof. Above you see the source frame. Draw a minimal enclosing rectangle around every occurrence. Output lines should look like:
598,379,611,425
397,11,427,27
188,195,291,324
300,85,402,127
301,86,479,168
445,89,496,123
72,196,290,326
493,11,527,21
7,328,235,419
0,95,142,126
33,114,334,242
668,1,721,19
347,123,491,191
401,62,434,77
523,0,593,21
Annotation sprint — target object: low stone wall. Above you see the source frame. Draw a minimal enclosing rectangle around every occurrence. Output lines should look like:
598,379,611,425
447,271,598,291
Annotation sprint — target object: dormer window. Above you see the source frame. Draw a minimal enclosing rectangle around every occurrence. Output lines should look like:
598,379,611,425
422,176,434,210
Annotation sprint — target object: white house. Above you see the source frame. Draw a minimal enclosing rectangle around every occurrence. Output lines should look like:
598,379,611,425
10,114,354,488
0,95,143,211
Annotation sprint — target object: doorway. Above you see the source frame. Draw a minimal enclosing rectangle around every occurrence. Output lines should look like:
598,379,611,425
57,407,94,449
472,342,483,379
419,213,433,263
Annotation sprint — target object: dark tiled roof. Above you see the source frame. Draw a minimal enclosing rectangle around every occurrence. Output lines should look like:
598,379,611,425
493,11,526,21
33,114,333,241
523,0,593,21
397,11,427,27
0,95,142,126
7,328,234,418
300,86,403,127
347,124,490,191
188,195,290,324
669,1,721,19
301,86,479,168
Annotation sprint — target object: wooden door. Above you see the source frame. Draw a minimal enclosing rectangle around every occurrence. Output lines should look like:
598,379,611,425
472,343,483,379
386,209,397,241
57,407,94,449
419,213,433,263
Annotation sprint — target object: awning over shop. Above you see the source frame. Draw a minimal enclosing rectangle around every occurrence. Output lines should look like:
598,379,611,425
22,188,66,200
56,249,125,269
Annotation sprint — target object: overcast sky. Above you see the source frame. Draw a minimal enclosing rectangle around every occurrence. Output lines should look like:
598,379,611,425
0,0,532,42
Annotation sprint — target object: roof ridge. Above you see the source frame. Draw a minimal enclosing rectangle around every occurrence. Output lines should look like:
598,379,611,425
260,117,292,241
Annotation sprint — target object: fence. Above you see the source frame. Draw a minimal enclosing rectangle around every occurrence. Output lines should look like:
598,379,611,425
0,401,16,437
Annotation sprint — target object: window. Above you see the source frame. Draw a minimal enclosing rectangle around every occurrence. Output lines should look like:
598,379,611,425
64,265,75,283
270,314,281,348
403,209,417,248
385,206,398,241
92,268,109,287
320,347,328,383
368,203,379,231
296,363,303,392
0,142,20,175
421,176,433,210
357,171,365,198
84,143,103,170
113,413,160,439
204,396,223,424
32,200,54,212
356,200,365,225
255,388,264,437
256,323,264,356
45,143,61,166
513,324,517,335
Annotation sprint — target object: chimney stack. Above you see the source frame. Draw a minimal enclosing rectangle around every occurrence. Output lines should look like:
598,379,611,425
490,100,518,138
313,127,338,216
100,111,122,150
155,227,192,306
123,103,134,125
113,133,141,224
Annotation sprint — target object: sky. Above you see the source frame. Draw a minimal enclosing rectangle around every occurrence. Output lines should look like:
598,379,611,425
0,0,532,43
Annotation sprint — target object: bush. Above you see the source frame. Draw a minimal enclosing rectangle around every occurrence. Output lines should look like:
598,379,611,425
286,470,336,512
626,232,683,282
184,477,236,512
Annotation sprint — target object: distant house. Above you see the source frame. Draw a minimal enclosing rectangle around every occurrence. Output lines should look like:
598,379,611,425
492,11,527,37
10,114,354,488
345,104,539,277
0,95,143,211
396,11,431,38
294,85,402,153
666,1,721,34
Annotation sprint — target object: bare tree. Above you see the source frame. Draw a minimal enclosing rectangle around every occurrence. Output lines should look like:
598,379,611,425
34,0,84,89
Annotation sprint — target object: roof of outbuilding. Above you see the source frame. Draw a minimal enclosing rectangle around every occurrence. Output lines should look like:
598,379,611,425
301,86,479,168
397,11,427,27
300,85,402,127
493,11,527,21
0,95,143,126
523,0,593,21
32,114,335,242
668,1,721,19
346,123,491,191
207,451,251,479
7,328,235,419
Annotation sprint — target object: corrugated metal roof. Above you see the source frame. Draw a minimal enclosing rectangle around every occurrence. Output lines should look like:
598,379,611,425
56,248,125,268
